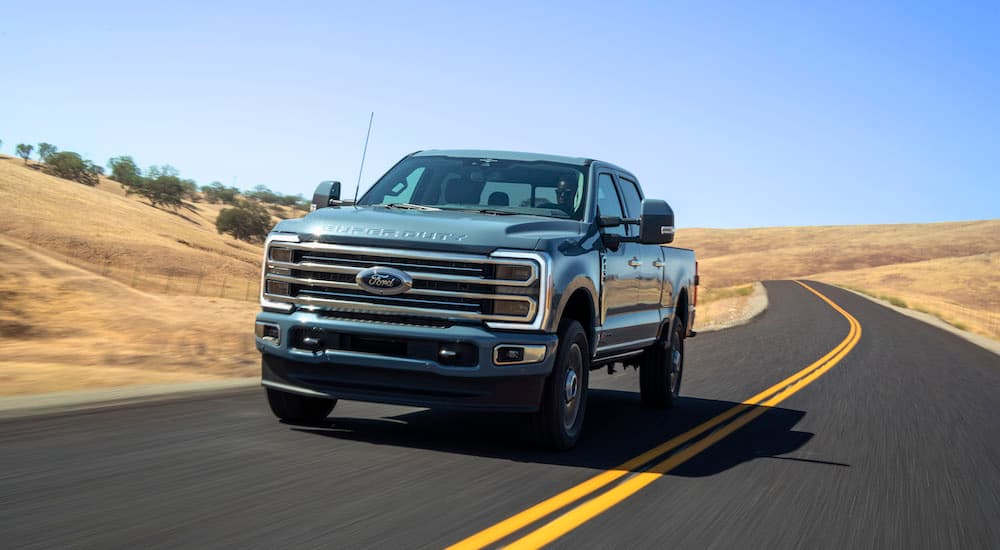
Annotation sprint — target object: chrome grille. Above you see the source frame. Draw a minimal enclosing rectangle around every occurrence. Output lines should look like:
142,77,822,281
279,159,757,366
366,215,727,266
262,242,542,324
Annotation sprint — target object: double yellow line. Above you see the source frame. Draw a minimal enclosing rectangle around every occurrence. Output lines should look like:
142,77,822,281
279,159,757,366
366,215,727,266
448,281,862,549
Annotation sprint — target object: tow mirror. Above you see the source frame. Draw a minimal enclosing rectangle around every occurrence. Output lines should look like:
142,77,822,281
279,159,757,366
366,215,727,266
311,181,341,210
639,199,675,244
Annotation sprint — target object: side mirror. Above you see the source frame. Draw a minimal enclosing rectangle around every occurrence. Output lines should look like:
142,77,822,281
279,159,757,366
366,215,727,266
311,181,341,211
639,199,675,244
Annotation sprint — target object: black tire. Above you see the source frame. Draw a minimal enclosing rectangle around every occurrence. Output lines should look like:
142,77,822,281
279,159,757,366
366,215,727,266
640,316,684,408
533,319,589,450
266,388,337,424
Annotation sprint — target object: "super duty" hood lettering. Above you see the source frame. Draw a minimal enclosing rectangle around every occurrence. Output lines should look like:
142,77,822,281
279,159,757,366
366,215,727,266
321,225,469,241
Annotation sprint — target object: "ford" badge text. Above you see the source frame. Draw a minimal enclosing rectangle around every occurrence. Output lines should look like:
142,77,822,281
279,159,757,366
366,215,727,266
356,267,413,296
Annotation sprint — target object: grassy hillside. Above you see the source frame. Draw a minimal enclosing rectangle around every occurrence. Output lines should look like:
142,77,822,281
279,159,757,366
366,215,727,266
0,154,995,394
0,155,303,394
0,156,301,300
0,235,258,394
672,220,1000,338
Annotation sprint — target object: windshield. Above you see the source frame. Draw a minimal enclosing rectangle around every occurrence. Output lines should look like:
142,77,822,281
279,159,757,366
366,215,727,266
357,155,588,220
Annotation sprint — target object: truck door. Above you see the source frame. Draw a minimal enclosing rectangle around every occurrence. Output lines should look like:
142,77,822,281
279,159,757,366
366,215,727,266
595,172,635,352
617,175,665,341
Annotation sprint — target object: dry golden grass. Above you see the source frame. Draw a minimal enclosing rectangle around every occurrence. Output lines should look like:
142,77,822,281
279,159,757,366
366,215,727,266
0,155,304,395
0,156,303,300
813,253,1000,336
673,221,1000,339
695,283,767,330
0,235,259,395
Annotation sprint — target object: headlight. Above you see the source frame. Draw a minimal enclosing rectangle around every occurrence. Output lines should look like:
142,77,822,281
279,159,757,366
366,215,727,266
493,299,532,317
495,264,533,281
266,280,291,296
269,247,293,262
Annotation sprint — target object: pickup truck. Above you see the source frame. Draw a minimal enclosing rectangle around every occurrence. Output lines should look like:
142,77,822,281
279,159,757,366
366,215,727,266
255,150,697,449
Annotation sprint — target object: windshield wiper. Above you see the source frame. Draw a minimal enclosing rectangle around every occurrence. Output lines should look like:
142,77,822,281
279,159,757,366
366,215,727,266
382,203,441,211
474,209,517,216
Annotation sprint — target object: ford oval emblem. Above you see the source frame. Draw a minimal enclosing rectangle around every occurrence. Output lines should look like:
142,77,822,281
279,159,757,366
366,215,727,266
356,266,413,296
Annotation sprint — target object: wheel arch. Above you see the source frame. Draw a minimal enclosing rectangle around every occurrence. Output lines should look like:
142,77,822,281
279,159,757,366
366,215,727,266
553,282,598,356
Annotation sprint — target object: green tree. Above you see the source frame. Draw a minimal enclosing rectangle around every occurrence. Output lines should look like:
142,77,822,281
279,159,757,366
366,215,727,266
43,151,102,185
180,178,199,201
107,156,144,192
136,173,187,209
145,165,179,180
37,143,58,162
216,201,272,242
245,184,282,204
201,181,241,204
15,144,33,163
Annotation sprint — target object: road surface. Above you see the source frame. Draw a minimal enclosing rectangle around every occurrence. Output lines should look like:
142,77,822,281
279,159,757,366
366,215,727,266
1,281,997,548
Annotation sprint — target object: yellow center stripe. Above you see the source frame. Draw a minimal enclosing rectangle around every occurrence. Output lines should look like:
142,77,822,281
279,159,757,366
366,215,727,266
447,281,861,550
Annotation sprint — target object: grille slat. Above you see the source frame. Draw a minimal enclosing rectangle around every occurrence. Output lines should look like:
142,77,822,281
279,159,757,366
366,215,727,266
299,253,484,276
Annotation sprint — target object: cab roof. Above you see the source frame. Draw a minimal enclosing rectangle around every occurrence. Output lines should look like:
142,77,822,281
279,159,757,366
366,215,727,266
413,149,592,166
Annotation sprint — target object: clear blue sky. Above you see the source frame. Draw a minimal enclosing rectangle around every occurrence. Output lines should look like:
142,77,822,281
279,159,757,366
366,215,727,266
2,1,997,228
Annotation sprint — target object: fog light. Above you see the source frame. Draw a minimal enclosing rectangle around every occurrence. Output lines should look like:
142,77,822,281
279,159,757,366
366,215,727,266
269,247,293,262
494,344,546,365
494,299,531,317
495,264,533,281
266,280,291,296
254,322,280,344
496,346,524,363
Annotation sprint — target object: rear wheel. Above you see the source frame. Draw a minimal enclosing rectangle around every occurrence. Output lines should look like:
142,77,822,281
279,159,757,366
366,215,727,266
640,317,684,408
266,388,337,424
533,319,589,450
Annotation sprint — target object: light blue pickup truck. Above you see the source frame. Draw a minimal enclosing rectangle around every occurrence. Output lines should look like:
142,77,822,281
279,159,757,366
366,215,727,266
255,150,697,448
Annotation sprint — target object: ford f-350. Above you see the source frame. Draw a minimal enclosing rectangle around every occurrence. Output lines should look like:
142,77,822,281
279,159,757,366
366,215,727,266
255,150,697,449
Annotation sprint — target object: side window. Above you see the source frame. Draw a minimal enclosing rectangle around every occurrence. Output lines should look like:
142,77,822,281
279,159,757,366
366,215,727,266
596,173,626,237
382,167,424,204
618,176,643,218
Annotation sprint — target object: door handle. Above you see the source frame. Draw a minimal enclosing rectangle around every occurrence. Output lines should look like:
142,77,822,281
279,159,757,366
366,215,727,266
652,260,664,268
628,257,642,268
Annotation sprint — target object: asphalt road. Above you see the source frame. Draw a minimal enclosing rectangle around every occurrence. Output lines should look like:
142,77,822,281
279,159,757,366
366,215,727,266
1,281,998,549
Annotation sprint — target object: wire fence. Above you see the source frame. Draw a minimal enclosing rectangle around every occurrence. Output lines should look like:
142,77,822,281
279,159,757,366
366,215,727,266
877,293,1000,340
18,238,262,302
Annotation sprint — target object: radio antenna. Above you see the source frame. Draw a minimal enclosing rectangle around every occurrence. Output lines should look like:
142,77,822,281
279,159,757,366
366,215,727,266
353,112,374,205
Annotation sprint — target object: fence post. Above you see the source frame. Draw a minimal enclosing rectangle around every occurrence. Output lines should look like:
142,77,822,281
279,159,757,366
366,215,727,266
219,276,228,298
195,274,203,296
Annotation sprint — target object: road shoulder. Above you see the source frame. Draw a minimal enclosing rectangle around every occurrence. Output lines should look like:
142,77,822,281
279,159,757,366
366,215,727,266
0,378,260,420
833,285,1000,357
697,282,769,333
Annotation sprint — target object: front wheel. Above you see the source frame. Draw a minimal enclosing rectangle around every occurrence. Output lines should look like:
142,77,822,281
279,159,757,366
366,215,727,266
266,388,337,424
533,319,589,450
640,317,684,408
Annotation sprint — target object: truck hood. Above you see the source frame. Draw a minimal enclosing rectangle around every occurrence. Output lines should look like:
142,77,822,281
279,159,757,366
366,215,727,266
272,206,585,254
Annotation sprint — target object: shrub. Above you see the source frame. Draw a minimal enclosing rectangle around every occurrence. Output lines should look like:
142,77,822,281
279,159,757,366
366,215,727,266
43,151,102,185
201,182,242,205
216,201,272,242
